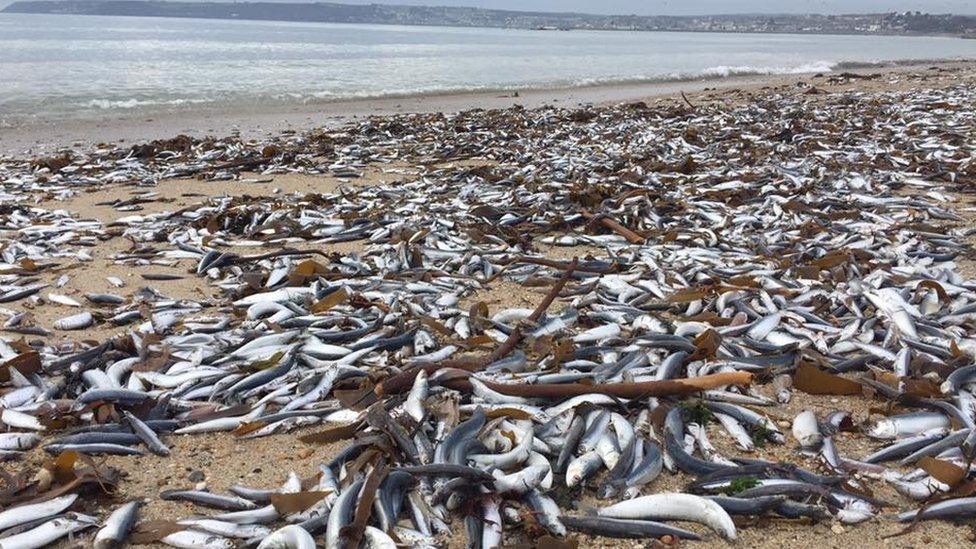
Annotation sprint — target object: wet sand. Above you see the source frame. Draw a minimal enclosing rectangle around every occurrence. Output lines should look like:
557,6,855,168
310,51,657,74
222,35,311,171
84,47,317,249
2,59,974,156
3,59,976,549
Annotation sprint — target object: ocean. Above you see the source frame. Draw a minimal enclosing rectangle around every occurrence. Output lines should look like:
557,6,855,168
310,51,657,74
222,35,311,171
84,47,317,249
2,12,976,127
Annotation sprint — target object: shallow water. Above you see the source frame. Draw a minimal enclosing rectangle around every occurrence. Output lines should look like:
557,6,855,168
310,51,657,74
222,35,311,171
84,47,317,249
2,13,976,126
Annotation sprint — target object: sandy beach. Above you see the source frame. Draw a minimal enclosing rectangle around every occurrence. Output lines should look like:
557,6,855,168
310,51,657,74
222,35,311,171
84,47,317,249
2,58,976,549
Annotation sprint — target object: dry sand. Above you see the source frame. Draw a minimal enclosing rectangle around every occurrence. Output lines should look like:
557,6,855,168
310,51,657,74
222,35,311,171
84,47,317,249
18,166,409,345
5,60,976,548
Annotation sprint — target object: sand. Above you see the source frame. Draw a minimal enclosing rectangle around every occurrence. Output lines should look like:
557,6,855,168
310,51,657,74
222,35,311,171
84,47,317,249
15,165,411,345
4,59,976,548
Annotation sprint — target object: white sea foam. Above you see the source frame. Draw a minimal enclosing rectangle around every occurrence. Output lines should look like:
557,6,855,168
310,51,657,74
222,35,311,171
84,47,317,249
701,60,838,78
83,97,212,110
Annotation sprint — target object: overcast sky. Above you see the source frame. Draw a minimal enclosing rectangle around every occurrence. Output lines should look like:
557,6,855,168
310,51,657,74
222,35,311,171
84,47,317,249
2,0,973,15
325,1,976,16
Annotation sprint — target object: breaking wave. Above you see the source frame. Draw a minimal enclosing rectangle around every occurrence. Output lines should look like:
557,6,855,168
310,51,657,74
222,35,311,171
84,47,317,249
700,61,838,77
83,97,213,110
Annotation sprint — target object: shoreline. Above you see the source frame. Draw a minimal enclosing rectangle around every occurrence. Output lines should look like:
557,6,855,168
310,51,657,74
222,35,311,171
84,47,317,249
2,57,974,156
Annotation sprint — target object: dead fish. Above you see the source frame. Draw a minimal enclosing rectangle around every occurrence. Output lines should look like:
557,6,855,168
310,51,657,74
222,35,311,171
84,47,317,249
142,273,185,281
1,409,46,431
175,519,272,539
43,443,143,456
362,526,397,549
560,515,701,540
122,411,170,456
53,311,94,330
597,493,736,540
46,293,82,307
896,496,976,522
93,501,141,549
0,433,41,451
324,479,364,549
864,412,950,440
86,293,126,305
0,284,47,303
76,388,153,406
572,324,621,343
256,525,316,549
0,494,78,531
792,410,823,450
159,529,234,549
0,513,98,549
160,490,258,511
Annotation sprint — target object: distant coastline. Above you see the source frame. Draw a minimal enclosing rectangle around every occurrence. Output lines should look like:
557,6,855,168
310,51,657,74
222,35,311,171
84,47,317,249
4,0,976,37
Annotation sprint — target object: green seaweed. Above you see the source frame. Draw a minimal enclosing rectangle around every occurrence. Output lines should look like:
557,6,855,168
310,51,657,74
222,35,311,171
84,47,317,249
748,422,773,449
678,400,715,425
723,476,760,495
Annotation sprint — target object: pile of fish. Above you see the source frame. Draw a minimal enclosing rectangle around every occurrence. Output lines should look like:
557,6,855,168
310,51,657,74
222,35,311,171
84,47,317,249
2,77,976,548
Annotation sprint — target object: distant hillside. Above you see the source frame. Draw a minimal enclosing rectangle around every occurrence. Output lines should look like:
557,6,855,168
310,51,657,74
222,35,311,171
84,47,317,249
4,0,976,36
2,0,605,28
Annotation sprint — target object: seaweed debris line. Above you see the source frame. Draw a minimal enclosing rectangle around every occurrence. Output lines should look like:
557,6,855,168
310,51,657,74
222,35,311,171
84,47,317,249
2,71,976,548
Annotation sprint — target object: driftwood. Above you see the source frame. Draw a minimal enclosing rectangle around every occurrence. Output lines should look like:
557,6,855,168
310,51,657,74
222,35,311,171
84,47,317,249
481,371,753,399
582,210,645,244
381,369,752,399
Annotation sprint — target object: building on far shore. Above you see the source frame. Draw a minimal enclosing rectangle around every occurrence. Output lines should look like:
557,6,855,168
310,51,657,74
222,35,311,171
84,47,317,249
3,1,976,37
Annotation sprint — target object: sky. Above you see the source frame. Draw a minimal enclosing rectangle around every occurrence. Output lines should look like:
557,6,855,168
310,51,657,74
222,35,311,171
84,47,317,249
1,0,973,15
331,1,976,16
